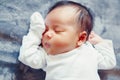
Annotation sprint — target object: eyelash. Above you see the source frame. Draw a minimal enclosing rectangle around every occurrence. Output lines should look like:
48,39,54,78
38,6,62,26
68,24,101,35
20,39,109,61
54,29,62,33
44,26,64,34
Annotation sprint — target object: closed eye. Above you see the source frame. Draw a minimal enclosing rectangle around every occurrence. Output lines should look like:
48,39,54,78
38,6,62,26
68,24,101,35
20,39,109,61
54,28,64,33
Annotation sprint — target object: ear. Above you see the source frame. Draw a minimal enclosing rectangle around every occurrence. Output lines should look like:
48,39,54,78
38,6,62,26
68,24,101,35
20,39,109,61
77,31,87,46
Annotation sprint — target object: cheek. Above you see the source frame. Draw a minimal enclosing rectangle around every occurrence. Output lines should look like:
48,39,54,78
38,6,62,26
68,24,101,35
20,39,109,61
52,37,76,51
53,40,68,47
53,41,71,53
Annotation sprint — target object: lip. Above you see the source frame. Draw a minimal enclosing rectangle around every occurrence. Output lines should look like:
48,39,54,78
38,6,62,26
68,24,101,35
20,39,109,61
43,42,51,48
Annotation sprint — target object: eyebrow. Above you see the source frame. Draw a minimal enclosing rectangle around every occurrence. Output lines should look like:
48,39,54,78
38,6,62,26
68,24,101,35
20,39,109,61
45,23,65,29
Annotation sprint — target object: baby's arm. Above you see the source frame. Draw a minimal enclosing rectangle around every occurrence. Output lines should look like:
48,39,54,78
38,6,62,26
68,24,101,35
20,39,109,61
88,31,116,69
18,12,46,69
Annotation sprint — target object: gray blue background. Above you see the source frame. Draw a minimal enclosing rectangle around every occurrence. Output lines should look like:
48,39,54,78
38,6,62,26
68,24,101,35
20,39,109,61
0,0,120,80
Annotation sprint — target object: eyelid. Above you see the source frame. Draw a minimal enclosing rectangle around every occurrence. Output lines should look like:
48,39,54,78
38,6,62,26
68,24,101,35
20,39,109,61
45,24,65,33
54,28,65,33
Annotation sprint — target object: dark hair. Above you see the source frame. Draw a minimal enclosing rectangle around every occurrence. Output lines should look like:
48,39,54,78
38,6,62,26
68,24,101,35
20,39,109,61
48,1,94,39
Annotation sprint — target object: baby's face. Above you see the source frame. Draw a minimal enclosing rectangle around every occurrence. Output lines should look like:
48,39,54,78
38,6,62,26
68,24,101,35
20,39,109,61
42,6,80,55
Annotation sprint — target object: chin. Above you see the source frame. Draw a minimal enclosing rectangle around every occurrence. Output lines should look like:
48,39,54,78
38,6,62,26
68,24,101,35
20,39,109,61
47,51,60,55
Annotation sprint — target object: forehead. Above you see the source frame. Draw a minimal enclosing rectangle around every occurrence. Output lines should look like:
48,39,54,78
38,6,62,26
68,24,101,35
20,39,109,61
45,6,79,25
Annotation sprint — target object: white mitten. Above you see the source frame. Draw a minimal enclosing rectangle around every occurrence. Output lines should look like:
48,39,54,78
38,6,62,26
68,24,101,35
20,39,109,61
29,12,45,38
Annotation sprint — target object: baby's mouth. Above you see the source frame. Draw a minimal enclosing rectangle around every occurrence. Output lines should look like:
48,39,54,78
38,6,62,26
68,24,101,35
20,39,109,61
44,42,51,48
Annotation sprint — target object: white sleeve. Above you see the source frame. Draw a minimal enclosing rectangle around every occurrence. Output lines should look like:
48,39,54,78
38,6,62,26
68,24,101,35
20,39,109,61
94,40,116,69
18,12,46,69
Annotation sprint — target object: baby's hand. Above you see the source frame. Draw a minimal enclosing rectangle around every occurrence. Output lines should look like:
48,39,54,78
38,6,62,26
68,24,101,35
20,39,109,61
88,31,104,45
30,12,45,33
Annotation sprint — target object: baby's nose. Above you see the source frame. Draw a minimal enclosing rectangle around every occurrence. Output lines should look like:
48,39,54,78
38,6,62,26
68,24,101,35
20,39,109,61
44,30,54,39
